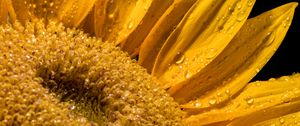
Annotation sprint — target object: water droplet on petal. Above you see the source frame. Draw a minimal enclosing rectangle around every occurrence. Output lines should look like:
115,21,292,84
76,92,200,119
179,65,183,69
247,0,254,7
245,96,254,105
255,68,260,73
264,31,276,46
49,2,54,7
128,21,134,29
206,48,216,59
108,14,114,19
236,11,246,22
209,98,217,105
279,118,285,124
225,89,231,95
185,71,191,79
193,101,202,107
283,22,287,28
175,56,185,64
33,4,37,9
237,2,242,10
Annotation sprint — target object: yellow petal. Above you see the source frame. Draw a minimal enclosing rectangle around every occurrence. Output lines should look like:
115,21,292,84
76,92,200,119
93,0,158,45
169,2,297,104
0,0,8,24
0,0,16,24
152,0,255,89
56,0,97,27
120,0,177,57
10,0,96,27
10,0,37,23
253,111,300,126
138,0,197,72
185,73,300,125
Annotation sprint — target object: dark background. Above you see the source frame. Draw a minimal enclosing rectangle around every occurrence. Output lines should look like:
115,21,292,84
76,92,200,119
251,0,300,81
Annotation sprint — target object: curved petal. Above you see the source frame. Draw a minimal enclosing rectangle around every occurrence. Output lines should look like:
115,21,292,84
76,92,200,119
0,0,8,24
152,0,255,89
185,73,300,125
170,2,297,104
57,0,97,27
253,111,300,126
120,0,175,57
92,0,163,45
0,0,16,24
10,0,96,27
138,0,197,72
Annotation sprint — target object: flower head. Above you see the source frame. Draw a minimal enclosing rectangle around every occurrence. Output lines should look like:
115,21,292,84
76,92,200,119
0,0,299,125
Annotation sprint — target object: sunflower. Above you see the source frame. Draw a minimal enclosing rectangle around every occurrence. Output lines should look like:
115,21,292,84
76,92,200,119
0,0,299,125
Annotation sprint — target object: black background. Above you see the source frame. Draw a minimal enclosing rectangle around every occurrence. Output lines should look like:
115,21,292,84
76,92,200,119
251,0,300,81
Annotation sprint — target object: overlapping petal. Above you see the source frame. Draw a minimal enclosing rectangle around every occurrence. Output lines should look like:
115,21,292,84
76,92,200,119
10,0,96,27
150,0,255,90
0,0,8,24
185,74,300,125
172,2,297,106
138,0,197,71
89,0,171,46
0,0,15,24
0,0,299,125
254,111,300,126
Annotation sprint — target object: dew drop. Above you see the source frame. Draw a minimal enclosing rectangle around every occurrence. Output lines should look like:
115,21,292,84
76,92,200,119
108,14,114,19
279,118,285,124
193,102,201,107
225,89,231,95
175,56,185,64
32,4,37,9
245,96,254,105
49,2,54,7
247,0,253,7
255,68,260,73
128,21,134,29
236,11,246,22
179,65,183,69
237,2,242,10
206,48,216,59
185,71,191,79
283,22,287,28
264,31,276,46
209,98,217,105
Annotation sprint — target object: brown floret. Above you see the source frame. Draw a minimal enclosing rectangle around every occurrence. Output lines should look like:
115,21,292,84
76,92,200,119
0,20,184,125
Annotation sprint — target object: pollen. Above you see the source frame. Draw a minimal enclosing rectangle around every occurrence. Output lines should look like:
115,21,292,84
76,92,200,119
0,20,184,125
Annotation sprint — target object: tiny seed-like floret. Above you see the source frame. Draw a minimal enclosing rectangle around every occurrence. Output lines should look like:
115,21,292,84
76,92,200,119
0,20,184,125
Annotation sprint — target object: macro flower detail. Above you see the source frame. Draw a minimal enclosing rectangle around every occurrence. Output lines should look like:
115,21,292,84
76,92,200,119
0,0,299,125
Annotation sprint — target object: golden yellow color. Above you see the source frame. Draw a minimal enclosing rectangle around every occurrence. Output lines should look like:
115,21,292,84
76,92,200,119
0,0,299,125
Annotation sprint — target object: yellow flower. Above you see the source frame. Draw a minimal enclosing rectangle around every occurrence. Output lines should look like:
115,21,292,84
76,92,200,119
0,0,299,125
